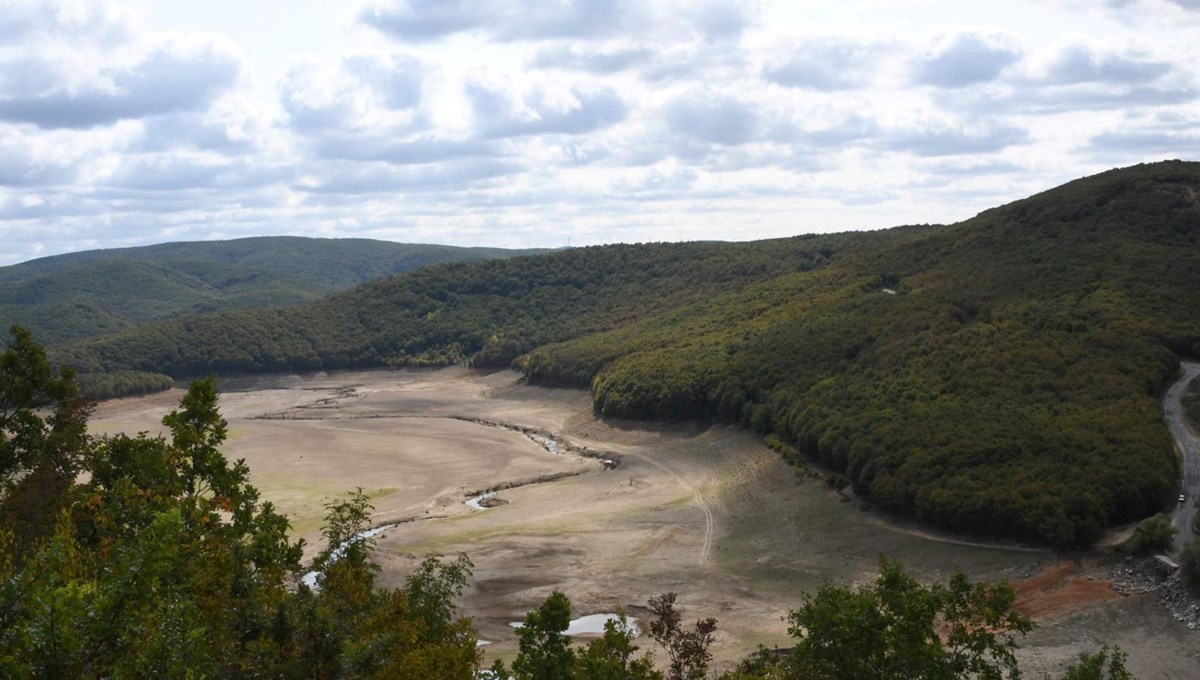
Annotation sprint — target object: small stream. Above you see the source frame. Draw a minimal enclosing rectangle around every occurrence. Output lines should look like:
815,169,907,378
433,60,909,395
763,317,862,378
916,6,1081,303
300,522,400,589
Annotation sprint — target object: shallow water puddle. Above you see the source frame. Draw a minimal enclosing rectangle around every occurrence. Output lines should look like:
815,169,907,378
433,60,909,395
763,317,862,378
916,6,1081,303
509,613,639,636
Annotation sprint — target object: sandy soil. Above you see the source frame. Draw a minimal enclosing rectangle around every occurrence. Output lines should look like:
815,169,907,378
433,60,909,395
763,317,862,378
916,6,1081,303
92,367,1200,676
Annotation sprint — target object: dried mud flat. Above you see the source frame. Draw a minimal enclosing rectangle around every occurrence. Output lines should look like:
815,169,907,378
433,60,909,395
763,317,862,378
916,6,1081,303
92,367,1200,676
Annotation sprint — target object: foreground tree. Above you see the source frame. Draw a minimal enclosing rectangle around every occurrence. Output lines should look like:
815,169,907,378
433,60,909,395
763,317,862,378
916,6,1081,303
493,590,716,680
0,325,92,554
779,557,1032,680
648,592,718,680
0,331,481,678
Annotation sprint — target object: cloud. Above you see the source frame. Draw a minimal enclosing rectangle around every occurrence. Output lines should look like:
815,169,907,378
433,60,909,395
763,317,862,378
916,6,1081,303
685,0,757,41
280,53,425,132
763,38,884,91
296,159,523,194
134,112,260,153
531,43,653,73
311,136,505,164
466,81,628,138
1083,129,1200,154
1036,43,1172,84
1108,0,1200,11
912,34,1021,88
664,94,759,146
879,123,1029,156
359,0,753,43
0,0,133,47
950,84,1197,114
0,137,77,187
360,0,630,42
0,43,240,129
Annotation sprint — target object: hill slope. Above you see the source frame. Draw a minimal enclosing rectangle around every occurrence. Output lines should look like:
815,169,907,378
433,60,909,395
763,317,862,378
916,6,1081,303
0,237,546,345
54,161,1200,545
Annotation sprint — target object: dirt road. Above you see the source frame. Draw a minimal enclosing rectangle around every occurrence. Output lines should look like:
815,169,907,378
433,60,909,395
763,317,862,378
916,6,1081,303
1166,361,1200,551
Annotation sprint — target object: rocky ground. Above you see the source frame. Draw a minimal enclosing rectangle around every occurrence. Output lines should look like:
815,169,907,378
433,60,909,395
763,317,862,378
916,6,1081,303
1111,556,1200,629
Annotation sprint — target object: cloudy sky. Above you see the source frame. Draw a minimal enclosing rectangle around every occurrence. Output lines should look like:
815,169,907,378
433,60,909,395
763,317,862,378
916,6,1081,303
1,0,1197,265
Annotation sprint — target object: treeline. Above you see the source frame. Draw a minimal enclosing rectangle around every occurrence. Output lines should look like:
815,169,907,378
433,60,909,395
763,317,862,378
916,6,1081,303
76,370,175,401
48,161,1200,546
0,334,1134,678
54,234,878,377
0,237,547,345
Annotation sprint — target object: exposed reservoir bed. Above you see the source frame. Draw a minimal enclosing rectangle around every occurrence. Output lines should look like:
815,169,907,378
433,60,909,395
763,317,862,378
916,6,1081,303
91,366,1200,676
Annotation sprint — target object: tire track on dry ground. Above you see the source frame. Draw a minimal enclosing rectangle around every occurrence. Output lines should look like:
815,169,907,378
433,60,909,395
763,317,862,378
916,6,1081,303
597,444,716,565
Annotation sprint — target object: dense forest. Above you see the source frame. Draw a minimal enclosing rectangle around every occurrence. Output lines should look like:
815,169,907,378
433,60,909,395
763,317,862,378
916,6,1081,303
48,161,1200,546
0,236,546,345
0,332,1134,678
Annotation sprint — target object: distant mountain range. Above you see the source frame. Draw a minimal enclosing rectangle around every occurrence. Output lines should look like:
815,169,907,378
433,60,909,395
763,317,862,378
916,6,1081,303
0,237,547,345
37,160,1200,546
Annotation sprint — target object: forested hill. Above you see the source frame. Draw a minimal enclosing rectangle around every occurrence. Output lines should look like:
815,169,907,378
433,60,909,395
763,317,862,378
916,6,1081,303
55,160,1200,545
0,236,546,345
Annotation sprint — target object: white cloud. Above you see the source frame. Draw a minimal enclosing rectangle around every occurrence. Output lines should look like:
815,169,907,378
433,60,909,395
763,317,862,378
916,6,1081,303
763,37,889,91
465,78,628,138
0,0,1198,267
912,33,1022,88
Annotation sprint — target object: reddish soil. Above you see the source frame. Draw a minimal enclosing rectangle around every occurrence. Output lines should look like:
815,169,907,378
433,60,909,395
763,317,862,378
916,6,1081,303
1012,562,1121,621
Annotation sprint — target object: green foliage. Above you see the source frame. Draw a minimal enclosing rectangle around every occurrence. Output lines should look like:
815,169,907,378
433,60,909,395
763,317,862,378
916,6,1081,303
0,338,481,678
75,370,174,400
0,236,546,346
779,556,1032,680
511,591,577,680
0,325,92,555
1057,647,1133,680
573,614,662,680
493,592,665,680
718,565,1133,680
1119,513,1177,555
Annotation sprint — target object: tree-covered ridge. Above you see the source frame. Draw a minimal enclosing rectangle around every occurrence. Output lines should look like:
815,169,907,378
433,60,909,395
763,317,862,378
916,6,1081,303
50,161,1200,545
54,233,877,375
0,237,547,345
540,161,1200,545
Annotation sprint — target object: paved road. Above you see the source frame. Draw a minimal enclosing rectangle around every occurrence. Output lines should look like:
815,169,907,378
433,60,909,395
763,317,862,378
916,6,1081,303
1166,360,1200,553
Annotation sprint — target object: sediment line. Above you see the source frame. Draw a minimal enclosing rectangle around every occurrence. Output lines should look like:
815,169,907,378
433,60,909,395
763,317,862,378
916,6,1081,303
250,409,623,470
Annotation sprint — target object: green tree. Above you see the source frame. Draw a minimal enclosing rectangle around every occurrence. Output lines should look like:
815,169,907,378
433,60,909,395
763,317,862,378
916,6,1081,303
0,342,481,678
574,612,662,680
1058,647,1132,680
1121,513,1176,555
783,557,1032,680
511,591,577,680
0,325,92,554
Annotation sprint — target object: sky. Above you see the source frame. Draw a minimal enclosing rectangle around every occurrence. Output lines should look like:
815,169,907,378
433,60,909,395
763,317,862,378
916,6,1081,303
1,0,1198,265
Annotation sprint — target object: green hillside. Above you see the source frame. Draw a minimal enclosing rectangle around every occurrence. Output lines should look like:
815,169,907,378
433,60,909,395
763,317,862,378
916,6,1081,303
53,161,1200,545
0,237,546,345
